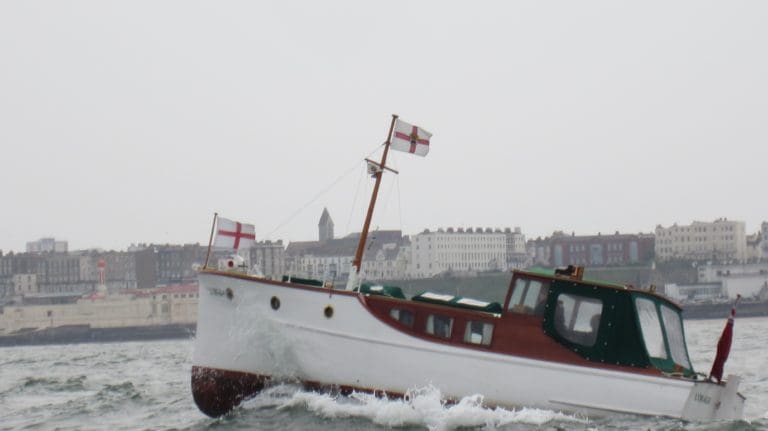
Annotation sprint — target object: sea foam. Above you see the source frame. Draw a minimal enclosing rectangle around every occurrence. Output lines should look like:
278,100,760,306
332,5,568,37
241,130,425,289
245,384,586,431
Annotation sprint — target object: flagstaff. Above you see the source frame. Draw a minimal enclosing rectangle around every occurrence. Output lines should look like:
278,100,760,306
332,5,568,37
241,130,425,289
346,114,432,290
203,212,218,269
346,114,398,290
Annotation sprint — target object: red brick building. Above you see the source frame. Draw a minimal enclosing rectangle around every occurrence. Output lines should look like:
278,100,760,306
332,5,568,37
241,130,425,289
528,231,655,267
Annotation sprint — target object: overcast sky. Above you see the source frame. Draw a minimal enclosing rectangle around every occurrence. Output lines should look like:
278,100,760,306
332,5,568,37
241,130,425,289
1,1,766,252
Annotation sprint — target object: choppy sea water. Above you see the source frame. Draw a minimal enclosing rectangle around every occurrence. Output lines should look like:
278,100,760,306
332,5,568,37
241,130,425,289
1,317,767,431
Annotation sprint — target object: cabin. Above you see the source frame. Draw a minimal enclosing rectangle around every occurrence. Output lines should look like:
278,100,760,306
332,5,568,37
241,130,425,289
358,265,695,377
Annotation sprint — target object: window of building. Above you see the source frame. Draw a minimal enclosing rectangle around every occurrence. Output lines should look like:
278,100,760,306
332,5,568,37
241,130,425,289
464,321,494,346
426,314,453,338
389,308,414,327
553,294,603,347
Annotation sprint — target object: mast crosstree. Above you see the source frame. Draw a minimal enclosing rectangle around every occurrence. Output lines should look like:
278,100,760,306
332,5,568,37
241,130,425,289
346,114,399,290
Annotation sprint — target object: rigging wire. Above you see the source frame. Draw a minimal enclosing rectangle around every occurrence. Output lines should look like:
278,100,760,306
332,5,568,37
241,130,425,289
358,151,402,240
396,174,404,233
382,152,404,232
264,143,386,239
378,169,398,226
345,162,367,236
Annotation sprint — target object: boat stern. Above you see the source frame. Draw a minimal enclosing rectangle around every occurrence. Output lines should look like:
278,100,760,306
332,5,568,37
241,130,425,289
681,375,745,421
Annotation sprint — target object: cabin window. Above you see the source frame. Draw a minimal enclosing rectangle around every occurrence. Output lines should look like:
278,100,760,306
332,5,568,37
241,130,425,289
635,298,667,359
554,294,602,347
426,314,453,339
508,277,550,315
508,278,526,307
389,308,415,327
661,305,691,369
464,321,493,346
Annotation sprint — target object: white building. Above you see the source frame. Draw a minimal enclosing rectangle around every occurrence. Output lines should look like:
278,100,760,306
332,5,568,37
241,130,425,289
408,227,509,279
747,231,762,262
663,282,725,303
12,273,38,296
287,231,405,282
655,218,747,263
697,262,768,299
505,227,529,268
762,221,768,260
0,285,198,335
245,240,286,278
26,238,68,253
361,241,410,281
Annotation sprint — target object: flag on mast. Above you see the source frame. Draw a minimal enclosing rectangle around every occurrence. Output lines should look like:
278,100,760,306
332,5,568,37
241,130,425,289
214,217,256,250
709,294,740,383
390,119,431,157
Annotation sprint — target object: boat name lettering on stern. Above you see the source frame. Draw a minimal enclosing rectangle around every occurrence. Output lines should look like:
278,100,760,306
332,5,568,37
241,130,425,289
694,392,712,405
208,287,227,297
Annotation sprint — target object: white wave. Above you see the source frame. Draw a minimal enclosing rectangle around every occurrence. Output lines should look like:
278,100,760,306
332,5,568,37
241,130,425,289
253,384,586,431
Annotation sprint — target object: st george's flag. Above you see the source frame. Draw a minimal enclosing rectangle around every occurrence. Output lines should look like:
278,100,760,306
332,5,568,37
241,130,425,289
390,119,432,157
214,217,256,250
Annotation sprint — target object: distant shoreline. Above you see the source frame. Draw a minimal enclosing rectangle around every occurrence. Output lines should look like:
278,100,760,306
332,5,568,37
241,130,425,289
1,302,763,348
0,323,196,348
682,301,768,320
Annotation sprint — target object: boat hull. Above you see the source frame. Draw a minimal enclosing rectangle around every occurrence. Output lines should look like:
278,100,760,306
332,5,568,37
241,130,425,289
191,271,744,420
191,366,270,417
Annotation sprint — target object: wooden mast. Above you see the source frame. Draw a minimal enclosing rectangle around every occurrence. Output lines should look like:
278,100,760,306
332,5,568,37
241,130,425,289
348,114,398,288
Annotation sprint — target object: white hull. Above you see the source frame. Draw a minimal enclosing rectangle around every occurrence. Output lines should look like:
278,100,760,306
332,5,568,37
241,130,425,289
192,272,744,420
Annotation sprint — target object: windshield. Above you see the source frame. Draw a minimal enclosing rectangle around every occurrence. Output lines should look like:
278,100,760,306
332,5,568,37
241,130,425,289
635,297,667,359
661,305,692,370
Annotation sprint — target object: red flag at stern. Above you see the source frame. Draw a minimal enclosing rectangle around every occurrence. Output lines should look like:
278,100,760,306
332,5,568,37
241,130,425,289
708,294,741,383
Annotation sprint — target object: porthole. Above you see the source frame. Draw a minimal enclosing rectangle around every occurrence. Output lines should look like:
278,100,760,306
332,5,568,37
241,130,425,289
225,288,233,300
270,296,280,310
324,305,334,319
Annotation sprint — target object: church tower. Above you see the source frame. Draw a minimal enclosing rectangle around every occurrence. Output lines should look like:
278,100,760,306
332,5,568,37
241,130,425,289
319,208,334,242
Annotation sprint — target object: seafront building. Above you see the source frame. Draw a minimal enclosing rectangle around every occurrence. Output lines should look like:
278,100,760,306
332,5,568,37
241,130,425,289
663,282,725,302
362,239,411,280
244,240,286,277
0,284,198,337
527,231,655,267
746,230,763,262
407,227,514,279
696,262,768,299
655,218,747,263
26,237,68,253
3,217,763,296
286,231,406,282
284,209,408,282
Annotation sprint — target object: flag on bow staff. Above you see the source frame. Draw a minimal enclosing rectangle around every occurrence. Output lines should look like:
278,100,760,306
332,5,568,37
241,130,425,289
214,217,256,251
709,294,741,383
390,119,432,157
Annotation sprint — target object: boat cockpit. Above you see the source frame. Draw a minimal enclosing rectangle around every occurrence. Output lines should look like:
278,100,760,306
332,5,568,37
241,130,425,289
507,267,694,376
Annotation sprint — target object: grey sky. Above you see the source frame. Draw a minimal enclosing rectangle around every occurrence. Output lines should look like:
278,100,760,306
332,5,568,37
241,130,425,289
1,1,766,253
